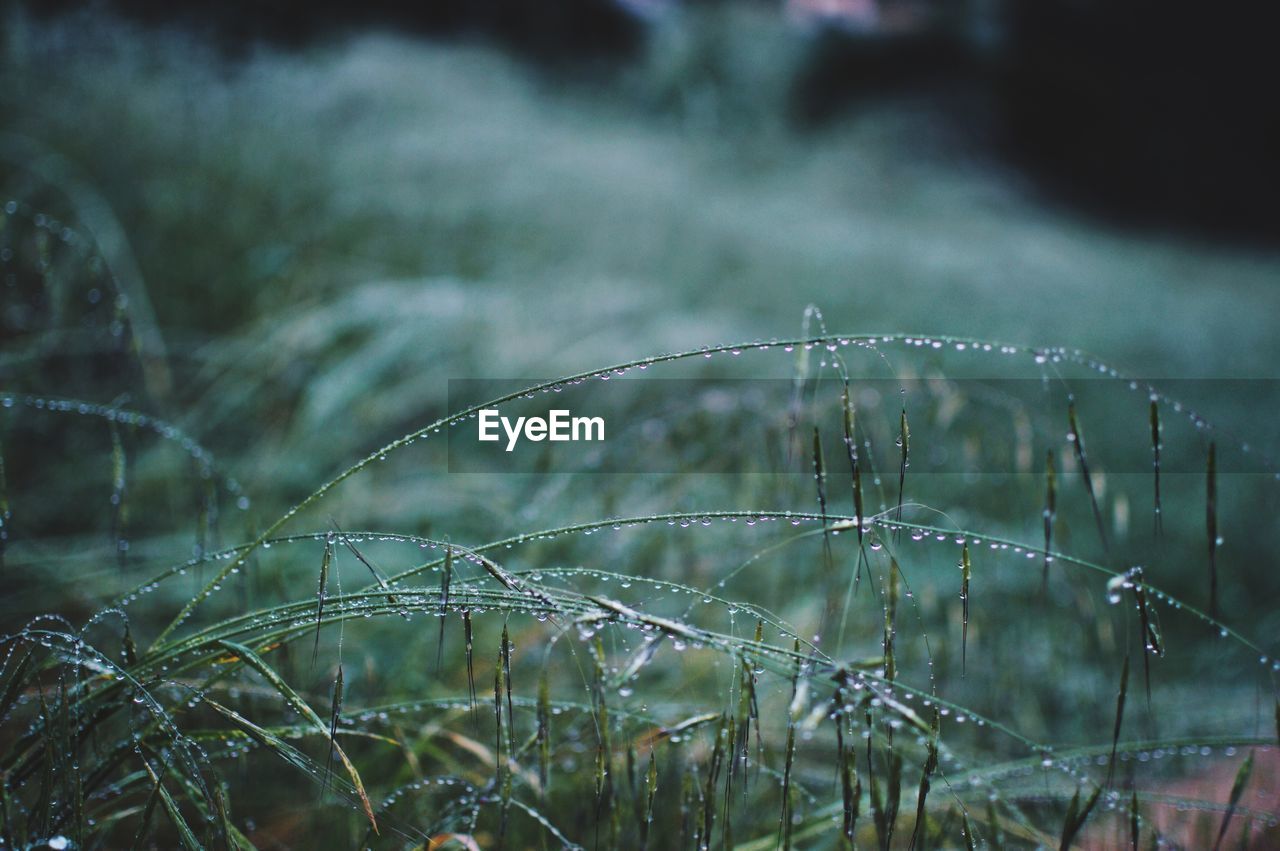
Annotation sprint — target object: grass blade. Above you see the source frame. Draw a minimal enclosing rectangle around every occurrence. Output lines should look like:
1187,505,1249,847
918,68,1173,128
908,707,940,850
130,755,169,850
895,408,909,535
778,641,801,850
310,533,333,672
1207,442,1218,618
1057,784,1102,850
218,641,377,833
1106,654,1129,786
722,714,735,850
333,522,397,607
463,610,477,720
109,419,129,570
1128,568,1163,706
1067,401,1109,553
842,382,868,590
701,714,725,848
140,756,203,851
501,624,515,758
1130,787,1140,850
1150,400,1162,536
0,649,35,722
833,671,860,847
590,638,616,848
813,426,832,574
1212,750,1254,851
885,557,900,683
1044,449,1056,592
494,634,511,847
123,622,139,667
640,750,657,851
537,665,551,798
437,545,452,673
961,810,976,851
961,543,971,676
205,699,378,837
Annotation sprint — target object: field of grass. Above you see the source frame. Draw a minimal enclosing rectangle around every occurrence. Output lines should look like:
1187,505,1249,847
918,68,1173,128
2,8,1279,849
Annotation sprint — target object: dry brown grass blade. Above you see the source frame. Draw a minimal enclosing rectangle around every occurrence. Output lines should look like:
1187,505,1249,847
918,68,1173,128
426,833,481,851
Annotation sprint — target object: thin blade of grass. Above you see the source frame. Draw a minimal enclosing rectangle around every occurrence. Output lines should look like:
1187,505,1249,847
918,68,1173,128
1130,788,1140,850
426,834,481,851
494,634,510,848
961,810,976,851
140,756,203,851
1128,568,1163,707
886,557,900,684
640,750,657,851
123,622,139,667
616,634,664,689
1212,750,1254,851
310,533,333,672
109,419,128,570
1150,401,1162,537
1207,442,1218,618
325,667,345,802
590,638,616,848
463,611,477,721
886,748,902,849
813,426,833,574
701,714,725,848
908,706,940,850
332,522,397,608
1106,654,1129,787
1044,450,1056,593
493,636,504,781
961,543,971,676
217,641,377,834
868,734,904,851
1057,784,1102,851
722,714,735,850
212,784,234,851
778,640,801,851
1068,401,1109,553
842,382,867,591
130,755,169,850
205,699,377,836
739,662,756,794
501,624,515,758
895,408,909,537
536,665,551,798
985,798,1002,848
831,672,862,846
0,649,34,721
437,545,452,673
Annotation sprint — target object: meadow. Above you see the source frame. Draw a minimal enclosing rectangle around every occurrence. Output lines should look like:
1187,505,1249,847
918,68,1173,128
1,8,1278,849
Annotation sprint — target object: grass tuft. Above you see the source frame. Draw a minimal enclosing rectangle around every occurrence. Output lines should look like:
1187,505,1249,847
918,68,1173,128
1,315,1275,848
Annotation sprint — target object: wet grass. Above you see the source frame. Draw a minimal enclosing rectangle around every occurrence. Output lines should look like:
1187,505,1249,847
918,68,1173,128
2,314,1277,847
2,13,1279,849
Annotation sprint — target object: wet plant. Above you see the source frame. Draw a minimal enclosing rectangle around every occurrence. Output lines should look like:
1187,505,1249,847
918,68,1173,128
1,193,1279,850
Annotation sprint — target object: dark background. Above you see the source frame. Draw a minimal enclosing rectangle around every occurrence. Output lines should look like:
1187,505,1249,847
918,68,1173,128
24,0,1280,243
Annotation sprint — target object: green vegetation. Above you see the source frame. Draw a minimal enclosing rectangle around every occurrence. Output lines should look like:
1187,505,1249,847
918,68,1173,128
2,9,1278,850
